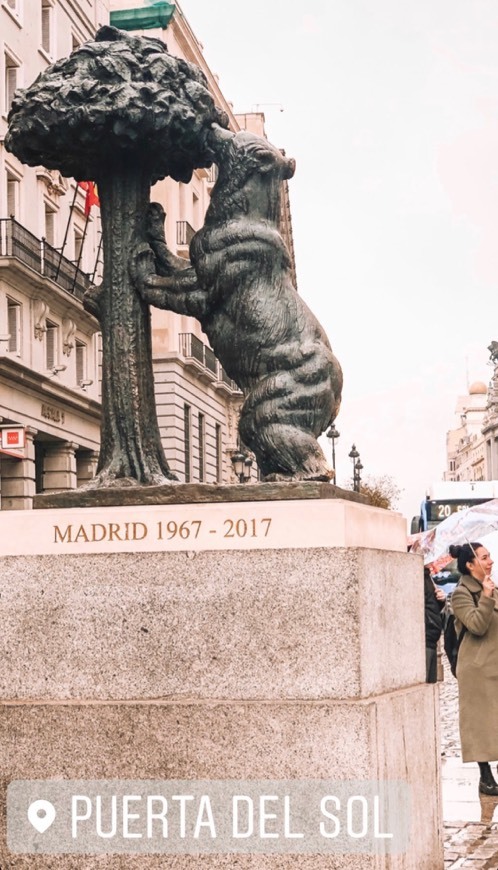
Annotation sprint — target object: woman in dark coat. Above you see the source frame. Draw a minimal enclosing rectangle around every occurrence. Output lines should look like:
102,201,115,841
424,566,445,683
450,542,498,795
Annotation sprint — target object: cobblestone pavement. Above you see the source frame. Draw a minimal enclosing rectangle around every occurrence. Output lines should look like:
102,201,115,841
440,654,498,868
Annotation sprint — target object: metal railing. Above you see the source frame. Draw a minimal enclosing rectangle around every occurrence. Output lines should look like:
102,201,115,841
180,332,204,365
42,239,90,301
179,332,241,392
0,217,92,302
219,365,233,387
0,217,42,273
176,220,195,247
204,345,217,376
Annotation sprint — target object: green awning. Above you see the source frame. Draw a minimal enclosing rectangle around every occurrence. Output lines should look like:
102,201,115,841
110,3,175,31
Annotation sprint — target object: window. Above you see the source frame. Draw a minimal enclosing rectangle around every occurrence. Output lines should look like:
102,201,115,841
6,170,19,218
198,413,205,482
44,203,55,246
74,225,84,266
4,53,19,115
45,319,58,370
41,0,52,55
193,191,200,228
7,298,21,354
215,423,222,483
75,339,86,384
184,404,191,483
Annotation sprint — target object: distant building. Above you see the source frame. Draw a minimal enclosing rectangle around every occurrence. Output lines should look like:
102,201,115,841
444,381,488,482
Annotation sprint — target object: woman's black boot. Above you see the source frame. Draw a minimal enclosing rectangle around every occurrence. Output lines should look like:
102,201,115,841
478,762,498,796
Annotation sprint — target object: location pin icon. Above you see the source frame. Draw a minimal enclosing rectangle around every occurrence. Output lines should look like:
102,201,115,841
28,799,56,833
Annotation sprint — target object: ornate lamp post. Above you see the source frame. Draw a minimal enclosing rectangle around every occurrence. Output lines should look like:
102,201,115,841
231,451,253,484
349,444,363,493
355,460,363,492
326,424,340,479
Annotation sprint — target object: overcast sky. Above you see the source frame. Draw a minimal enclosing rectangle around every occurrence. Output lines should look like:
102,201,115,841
181,0,498,523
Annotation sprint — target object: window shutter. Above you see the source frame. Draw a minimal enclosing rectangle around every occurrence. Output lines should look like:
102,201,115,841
46,322,56,370
41,5,51,54
184,404,191,483
198,413,205,482
7,301,19,353
6,64,17,110
76,342,85,384
7,178,17,218
44,207,55,245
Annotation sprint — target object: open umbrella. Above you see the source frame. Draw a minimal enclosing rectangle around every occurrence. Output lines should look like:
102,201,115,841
408,498,498,564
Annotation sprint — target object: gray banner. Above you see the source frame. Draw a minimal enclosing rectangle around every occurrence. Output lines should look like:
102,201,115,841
7,779,410,855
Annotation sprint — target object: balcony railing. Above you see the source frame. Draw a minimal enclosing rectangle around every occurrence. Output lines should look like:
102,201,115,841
219,365,233,387
0,217,93,302
204,345,217,376
179,332,241,392
0,217,42,273
176,220,195,247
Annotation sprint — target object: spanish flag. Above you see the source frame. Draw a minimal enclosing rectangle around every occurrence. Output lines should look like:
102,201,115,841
78,181,100,216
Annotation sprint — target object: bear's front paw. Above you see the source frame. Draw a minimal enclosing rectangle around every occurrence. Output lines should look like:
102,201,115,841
129,243,156,290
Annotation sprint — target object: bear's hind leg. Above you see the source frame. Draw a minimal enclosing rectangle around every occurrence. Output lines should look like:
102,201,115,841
240,417,333,482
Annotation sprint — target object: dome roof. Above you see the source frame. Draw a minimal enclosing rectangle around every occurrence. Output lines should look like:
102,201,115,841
469,381,487,395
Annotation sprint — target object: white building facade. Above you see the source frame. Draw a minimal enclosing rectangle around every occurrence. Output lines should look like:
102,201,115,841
0,0,109,508
444,381,488,482
0,0,298,505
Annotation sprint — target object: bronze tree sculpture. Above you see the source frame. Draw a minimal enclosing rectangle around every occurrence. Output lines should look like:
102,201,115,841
134,126,343,480
5,26,226,487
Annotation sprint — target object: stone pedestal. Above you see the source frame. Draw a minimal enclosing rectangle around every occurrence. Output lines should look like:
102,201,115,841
0,495,442,868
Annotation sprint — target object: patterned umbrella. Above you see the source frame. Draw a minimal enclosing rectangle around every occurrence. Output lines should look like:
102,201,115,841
408,498,498,564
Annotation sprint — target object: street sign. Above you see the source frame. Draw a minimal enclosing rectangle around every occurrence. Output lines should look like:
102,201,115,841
0,426,25,458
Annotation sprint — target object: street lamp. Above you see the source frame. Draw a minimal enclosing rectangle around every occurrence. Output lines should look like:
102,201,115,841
355,460,363,492
348,443,363,493
231,451,253,484
326,424,340,479
244,457,253,482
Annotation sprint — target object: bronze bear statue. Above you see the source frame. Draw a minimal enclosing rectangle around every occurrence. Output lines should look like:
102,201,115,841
133,124,343,481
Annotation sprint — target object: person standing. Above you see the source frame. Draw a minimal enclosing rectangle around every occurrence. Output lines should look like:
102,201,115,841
424,566,445,683
450,542,498,795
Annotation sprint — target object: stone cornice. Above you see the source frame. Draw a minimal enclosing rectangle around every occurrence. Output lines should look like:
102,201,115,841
169,8,240,131
0,259,100,334
0,355,101,421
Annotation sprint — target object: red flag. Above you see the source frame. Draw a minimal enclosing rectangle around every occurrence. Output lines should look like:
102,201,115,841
78,181,100,216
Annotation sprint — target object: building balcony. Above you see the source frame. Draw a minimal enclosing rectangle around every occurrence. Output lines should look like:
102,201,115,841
179,331,216,383
0,217,93,303
217,364,242,396
179,332,241,394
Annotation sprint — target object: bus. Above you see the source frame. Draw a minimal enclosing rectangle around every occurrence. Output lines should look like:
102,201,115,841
411,481,498,534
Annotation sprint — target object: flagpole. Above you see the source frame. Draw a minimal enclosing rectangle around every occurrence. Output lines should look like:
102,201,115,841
91,230,103,284
71,211,90,293
55,182,79,281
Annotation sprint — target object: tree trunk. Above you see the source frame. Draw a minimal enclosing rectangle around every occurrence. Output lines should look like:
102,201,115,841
90,163,176,486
